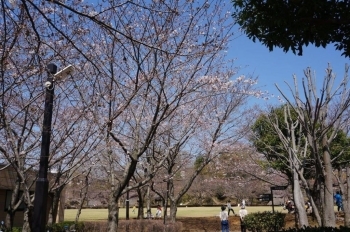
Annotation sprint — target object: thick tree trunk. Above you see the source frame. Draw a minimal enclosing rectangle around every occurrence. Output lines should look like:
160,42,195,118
315,166,325,224
342,166,350,227
146,184,152,219
293,170,309,227
298,173,322,225
167,178,177,222
49,188,63,224
169,200,178,222
313,183,322,225
137,188,144,219
22,208,31,232
5,212,14,230
322,146,336,227
107,194,119,232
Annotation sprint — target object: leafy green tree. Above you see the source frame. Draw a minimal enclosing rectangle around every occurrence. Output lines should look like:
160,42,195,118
232,0,350,57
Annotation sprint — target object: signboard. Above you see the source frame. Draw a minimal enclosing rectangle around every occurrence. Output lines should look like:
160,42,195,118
258,194,272,202
271,186,288,190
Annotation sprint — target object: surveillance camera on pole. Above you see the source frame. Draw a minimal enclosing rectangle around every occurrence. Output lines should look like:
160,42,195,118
44,64,74,89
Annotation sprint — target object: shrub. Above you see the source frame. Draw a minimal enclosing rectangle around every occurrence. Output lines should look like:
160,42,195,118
118,220,182,232
10,228,22,232
46,221,85,232
82,221,108,231
281,226,350,232
82,220,182,232
244,211,285,232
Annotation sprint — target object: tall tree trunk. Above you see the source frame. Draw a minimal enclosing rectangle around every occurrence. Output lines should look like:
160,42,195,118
49,187,63,224
293,169,309,227
345,166,350,227
146,184,152,219
137,188,144,219
75,174,89,224
169,200,178,223
168,178,178,222
322,145,336,227
299,174,322,225
338,166,350,227
22,208,31,232
5,212,14,231
107,193,119,232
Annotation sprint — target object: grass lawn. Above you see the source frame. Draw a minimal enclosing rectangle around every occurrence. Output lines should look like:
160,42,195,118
64,205,286,221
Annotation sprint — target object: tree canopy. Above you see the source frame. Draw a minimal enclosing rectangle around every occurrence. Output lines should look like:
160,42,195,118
232,0,350,57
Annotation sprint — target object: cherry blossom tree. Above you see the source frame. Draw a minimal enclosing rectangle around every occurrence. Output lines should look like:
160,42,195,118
71,1,242,230
149,73,262,222
1,0,265,231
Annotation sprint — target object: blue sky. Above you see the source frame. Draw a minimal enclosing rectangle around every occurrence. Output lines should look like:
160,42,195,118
230,31,350,105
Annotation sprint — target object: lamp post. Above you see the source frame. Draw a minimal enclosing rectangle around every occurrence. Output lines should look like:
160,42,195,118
126,184,130,220
31,63,74,232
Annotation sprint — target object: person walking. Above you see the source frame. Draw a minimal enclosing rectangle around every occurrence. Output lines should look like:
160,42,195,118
219,205,229,232
227,200,235,215
334,191,343,212
241,199,246,208
155,205,162,219
239,205,248,232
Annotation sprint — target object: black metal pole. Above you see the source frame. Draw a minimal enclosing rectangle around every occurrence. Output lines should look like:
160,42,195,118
126,184,130,220
271,188,275,213
31,64,57,232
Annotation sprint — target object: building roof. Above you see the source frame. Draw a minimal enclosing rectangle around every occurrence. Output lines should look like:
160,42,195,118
0,164,36,191
0,164,19,189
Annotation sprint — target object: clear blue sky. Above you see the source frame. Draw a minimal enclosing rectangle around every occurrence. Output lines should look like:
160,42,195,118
230,31,350,105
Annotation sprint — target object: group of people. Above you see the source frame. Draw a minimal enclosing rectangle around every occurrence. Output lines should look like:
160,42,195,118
283,190,344,216
139,204,162,219
283,199,313,214
220,200,248,232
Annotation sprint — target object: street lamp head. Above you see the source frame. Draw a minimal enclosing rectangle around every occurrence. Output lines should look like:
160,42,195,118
54,65,74,80
44,64,75,89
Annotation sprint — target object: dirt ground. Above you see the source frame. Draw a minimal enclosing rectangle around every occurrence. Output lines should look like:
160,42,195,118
178,213,345,232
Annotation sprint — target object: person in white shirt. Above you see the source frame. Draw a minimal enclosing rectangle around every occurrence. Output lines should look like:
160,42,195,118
155,205,162,218
241,199,246,207
219,205,229,232
239,205,248,232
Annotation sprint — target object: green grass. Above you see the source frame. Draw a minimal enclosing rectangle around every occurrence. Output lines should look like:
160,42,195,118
64,205,287,221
